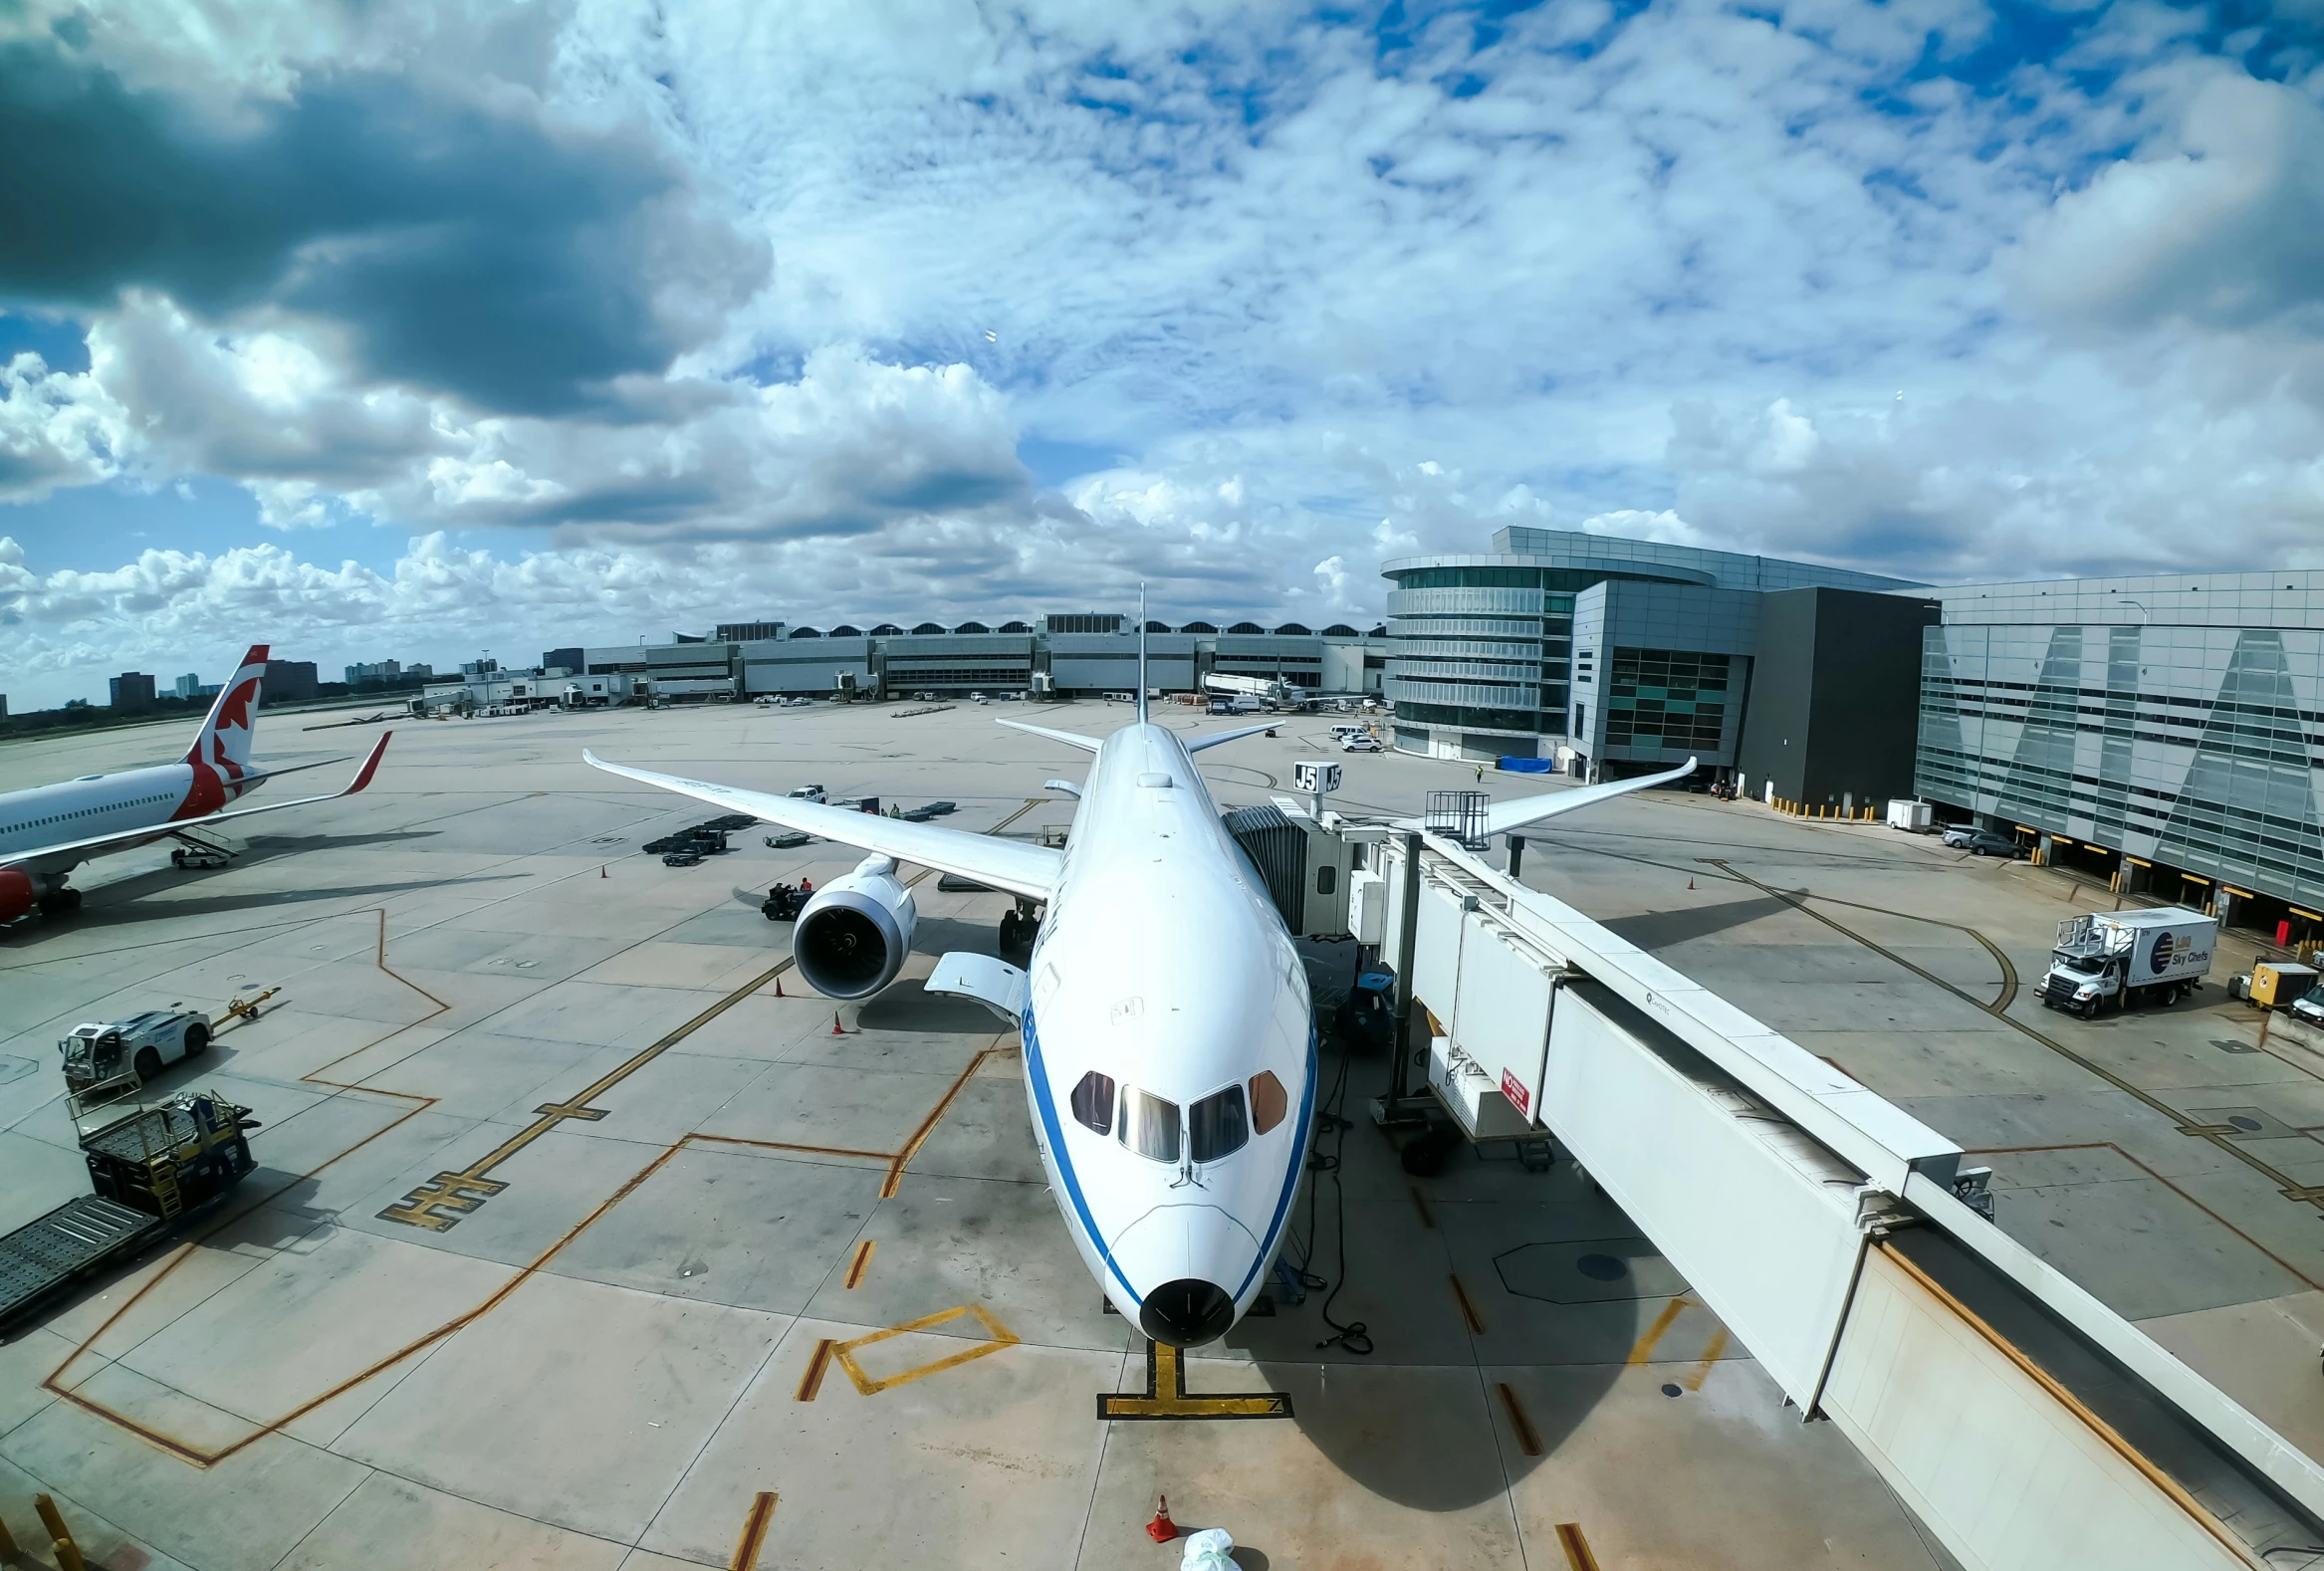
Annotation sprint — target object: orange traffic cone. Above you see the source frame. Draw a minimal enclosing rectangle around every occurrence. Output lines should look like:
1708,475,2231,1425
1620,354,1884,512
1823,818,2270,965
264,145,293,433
1145,1494,1177,1543
831,1011,846,1036
600,865,607,878
1687,878,1695,890
774,976,785,998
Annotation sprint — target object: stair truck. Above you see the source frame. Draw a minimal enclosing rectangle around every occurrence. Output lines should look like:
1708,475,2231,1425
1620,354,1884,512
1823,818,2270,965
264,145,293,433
2039,908,2215,1018
0,1085,257,1337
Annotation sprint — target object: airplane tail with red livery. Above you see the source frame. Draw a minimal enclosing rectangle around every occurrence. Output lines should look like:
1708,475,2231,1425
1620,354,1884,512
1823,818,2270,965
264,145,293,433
183,644,269,788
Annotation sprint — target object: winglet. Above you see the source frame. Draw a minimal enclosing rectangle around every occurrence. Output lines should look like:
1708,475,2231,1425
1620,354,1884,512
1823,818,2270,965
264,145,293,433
343,732,392,794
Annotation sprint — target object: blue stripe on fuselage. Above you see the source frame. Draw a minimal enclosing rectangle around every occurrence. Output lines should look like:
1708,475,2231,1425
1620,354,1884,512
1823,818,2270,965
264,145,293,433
1022,1009,1144,1308
1231,1019,1318,1303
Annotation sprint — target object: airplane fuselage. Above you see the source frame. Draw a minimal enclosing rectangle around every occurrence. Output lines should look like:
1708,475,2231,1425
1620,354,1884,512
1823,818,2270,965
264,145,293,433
0,762,255,877
1018,721,1316,1346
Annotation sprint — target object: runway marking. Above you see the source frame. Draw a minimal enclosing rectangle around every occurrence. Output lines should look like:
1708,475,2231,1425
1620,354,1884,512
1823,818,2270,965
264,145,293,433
1097,1340,1292,1421
796,1340,836,1402
1449,1272,1486,1335
843,1239,876,1289
1624,1294,1694,1366
729,1490,778,1570
1682,1328,1729,1391
1498,1383,1542,1457
378,795,1045,1229
1711,858,2324,1226
830,1304,1021,1395
1553,1521,1601,1571
42,801,1045,1465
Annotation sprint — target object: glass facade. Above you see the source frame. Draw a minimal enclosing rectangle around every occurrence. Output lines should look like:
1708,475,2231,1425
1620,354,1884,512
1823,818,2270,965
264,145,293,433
1916,576,2324,916
1383,530,1919,762
1604,649,1732,754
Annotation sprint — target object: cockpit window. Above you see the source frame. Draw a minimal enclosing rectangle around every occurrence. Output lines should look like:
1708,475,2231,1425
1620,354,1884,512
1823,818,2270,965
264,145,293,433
1248,1071,1287,1136
1118,1088,1181,1163
1069,1071,1115,1136
1189,1085,1249,1162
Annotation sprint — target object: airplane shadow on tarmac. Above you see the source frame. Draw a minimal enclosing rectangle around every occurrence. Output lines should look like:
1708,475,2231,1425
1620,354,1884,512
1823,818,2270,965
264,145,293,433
1603,893,1793,952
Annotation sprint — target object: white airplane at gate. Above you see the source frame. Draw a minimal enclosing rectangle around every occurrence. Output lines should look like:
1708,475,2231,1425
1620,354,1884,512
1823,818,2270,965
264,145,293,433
584,627,1691,1346
0,645,392,924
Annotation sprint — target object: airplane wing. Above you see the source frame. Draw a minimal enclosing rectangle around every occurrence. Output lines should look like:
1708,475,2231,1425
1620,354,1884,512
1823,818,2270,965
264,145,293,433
995,719,1102,754
1392,756,1698,838
2,734,393,868
582,752,1062,901
1182,722,1277,755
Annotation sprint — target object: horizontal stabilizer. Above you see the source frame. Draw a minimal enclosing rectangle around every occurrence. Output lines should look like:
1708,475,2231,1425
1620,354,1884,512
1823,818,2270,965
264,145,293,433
997,719,1102,753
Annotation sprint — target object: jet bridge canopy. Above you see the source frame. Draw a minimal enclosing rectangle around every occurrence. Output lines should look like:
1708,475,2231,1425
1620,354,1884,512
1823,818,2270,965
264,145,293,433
1370,829,2324,1571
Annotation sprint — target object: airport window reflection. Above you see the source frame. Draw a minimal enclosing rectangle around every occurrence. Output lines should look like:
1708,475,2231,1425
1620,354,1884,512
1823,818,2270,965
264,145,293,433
1117,1088,1181,1163
1069,1071,1114,1136
1248,1071,1287,1136
1189,1085,1249,1162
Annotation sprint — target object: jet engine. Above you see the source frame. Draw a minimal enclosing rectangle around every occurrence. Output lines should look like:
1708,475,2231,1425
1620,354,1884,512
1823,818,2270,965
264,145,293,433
793,854,917,1000
0,869,32,925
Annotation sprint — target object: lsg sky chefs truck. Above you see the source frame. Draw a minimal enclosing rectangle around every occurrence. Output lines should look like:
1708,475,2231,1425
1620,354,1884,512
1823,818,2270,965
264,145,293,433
2039,908,2215,1018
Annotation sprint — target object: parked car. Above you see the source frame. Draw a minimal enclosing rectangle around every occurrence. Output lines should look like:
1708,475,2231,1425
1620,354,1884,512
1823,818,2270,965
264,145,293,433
787,785,826,803
1948,828,2023,857
1338,733,1382,753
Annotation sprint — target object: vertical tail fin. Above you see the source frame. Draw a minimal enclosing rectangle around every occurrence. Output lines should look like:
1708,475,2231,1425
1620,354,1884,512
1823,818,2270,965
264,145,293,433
183,644,269,781
1136,584,1150,723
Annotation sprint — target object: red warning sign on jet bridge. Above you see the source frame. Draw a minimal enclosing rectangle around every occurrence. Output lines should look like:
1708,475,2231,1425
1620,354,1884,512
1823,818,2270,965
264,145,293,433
1500,1068,1531,1119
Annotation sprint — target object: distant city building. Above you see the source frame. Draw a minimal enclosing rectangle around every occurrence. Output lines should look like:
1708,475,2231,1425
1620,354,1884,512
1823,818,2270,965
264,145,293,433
173,672,202,700
109,672,156,709
0,695,9,719
260,660,319,703
460,658,500,677
346,659,402,685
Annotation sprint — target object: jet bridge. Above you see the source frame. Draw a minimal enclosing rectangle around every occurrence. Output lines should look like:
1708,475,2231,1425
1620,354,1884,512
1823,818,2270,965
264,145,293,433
1364,828,2324,1571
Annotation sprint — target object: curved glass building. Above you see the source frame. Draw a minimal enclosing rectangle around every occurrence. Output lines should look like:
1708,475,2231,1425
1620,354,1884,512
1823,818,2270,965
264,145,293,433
1383,526,1919,765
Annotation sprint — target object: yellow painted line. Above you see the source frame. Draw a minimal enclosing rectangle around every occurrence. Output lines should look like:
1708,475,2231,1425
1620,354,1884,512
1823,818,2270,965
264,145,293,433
1681,1327,1730,1391
844,1239,875,1289
2292,908,2321,921
1498,1383,1541,1457
1098,1341,1293,1420
1554,1522,1602,1571
729,1491,777,1570
1625,1294,1693,1366
795,1340,834,1403
831,1304,1020,1395
1450,1273,1486,1336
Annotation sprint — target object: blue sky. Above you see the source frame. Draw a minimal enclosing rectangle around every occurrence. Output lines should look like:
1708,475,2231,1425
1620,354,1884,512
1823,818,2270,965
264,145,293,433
2,0,2322,707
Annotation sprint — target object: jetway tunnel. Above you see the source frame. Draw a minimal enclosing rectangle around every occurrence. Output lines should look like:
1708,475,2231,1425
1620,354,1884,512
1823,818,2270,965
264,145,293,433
1362,829,2324,1571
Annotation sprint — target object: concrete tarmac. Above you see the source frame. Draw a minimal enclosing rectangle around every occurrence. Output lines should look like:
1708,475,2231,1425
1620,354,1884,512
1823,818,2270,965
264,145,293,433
3,694,2241,1568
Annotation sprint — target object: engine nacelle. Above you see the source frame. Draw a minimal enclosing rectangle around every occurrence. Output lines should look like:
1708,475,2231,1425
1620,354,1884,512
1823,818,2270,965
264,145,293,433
0,868,32,925
793,854,917,1000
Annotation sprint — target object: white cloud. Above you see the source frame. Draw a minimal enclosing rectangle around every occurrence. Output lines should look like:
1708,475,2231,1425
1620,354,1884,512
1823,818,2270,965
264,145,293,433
0,351,136,502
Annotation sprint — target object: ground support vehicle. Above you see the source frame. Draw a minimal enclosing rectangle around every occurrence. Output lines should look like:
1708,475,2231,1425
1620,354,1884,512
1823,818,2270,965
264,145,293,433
59,1010,212,1093
766,831,813,849
0,1089,257,1336
762,883,809,921
2039,908,2214,1017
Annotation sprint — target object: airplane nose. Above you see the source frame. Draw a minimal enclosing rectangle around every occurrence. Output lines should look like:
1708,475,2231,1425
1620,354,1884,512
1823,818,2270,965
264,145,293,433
1138,1277,1235,1347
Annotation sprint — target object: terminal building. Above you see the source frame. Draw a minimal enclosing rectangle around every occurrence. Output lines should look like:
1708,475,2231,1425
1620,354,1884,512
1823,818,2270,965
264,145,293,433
1379,527,1926,776
1914,569,2324,943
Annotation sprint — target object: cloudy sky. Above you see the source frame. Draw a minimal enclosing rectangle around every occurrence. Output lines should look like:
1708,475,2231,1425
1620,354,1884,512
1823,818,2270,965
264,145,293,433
2,0,2321,707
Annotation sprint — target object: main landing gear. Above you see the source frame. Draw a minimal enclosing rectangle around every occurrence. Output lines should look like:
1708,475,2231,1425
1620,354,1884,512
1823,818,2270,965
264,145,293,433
38,883,82,917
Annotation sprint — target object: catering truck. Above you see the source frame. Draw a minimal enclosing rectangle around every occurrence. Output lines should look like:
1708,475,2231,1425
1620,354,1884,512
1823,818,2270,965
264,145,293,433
2038,908,2214,1017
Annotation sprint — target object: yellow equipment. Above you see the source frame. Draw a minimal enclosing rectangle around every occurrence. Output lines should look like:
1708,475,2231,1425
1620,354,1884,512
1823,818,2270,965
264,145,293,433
2252,962,2319,1009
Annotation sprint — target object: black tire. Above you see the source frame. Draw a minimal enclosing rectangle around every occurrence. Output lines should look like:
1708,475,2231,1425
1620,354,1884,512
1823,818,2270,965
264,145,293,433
133,1047,161,1083
171,849,185,868
184,1023,210,1057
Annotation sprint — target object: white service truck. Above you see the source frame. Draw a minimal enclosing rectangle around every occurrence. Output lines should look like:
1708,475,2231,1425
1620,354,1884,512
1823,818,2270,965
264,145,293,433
59,1009,214,1091
2038,908,2213,1018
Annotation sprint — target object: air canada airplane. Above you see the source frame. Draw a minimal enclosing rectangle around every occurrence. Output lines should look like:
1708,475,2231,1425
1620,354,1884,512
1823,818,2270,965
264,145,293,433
0,645,392,924
584,627,1691,1347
